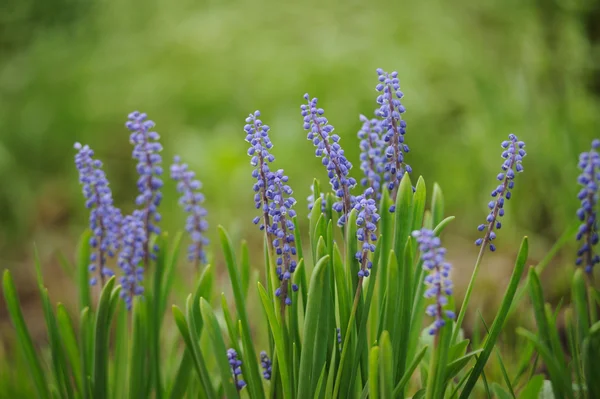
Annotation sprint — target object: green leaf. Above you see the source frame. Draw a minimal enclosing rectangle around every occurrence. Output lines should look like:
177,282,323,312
411,176,427,231
79,307,92,399
518,375,544,399
2,270,49,399
159,231,183,319
298,255,330,399
257,284,292,399
393,173,414,267
332,243,350,340
76,230,92,312
516,328,573,399
200,298,240,399
426,317,452,399
572,268,590,346
459,237,528,399
369,346,380,399
444,349,482,384
393,345,428,397
221,294,240,347
432,216,455,236
292,216,308,315
431,182,444,227
582,321,600,399
379,331,394,399
167,351,193,399
92,276,116,399
111,303,128,399
491,383,513,399
56,304,82,395
219,226,265,399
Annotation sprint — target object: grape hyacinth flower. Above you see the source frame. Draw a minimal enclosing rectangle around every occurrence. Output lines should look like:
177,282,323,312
74,143,120,286
413,228,455,335
475,134,526,252
576,139,600,273
302,94,357,226
358,115,385,201
126,111,163,265
354,188,380,278
267,169,299,306
260,351,272,380
170,156,209,267
117,212,146,310
227,348,246,391
375,69,411,205
245,111,275,238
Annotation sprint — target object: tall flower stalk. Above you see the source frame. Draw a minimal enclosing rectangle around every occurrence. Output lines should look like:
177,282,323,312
375,69,411,206
171,156,209,269
117,212,146,310
576,139,600,274
452,134,526,343
74,143,121,286
245,111,275,246
302,94,356,226
126,111,163,269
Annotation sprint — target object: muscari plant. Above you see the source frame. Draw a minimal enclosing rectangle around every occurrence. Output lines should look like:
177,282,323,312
2,69,599,399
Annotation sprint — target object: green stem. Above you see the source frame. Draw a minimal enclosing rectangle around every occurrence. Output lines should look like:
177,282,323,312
451,244,486,344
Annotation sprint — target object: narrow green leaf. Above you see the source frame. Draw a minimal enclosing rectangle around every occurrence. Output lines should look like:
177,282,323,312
491,383,513,399
219,226,265,399
393,345,428,397
528,268,553,349
432,216,455,236
572,268,590,346
379,331,394,399
240,240,251,299
56,304,82,395
2,270,49,399
76,230,92,312
200,299,240,399
518,375,544,399
257,284,292,399
79,307,92,399
92,276,116,399
129,299,148,399
221,294,240,347
312,366,327,399
431,182,444,227
393,173,414,265
459,237,528,399
369,346,380,399
292,216,308,315
298,255,330,399
332,243,350,340
444,349,483,384
411,176,427,231
111,303,128,399
426,317,451,399
582,321,600,399
168,351,193,399
159,231,183,319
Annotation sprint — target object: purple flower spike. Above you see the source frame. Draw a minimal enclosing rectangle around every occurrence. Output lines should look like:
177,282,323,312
260,351,272,380
117,212,145,310
126,111,163,264
475,134,526,252
227,348,246,391
245,110,275,236
375,69,411,203
301,94,356,226
267,169,299,306
358,115,385,201
413,228,455,335
575,139,600,273
171,156,209,267
74,143,121,286
354,188,380,278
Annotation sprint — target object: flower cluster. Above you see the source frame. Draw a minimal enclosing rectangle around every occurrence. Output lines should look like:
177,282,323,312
117,212,145,310
126,111,163,261
302,94,356,226
268,169,299,305
227,348,246,390
358,115,384,200
354,188,380,278
260,351,272,380
413,229,455,335
170,156,209,266
576,139,600,273
475,134,526,251
74,143,120,286
375,69,411,203
245,111,276,234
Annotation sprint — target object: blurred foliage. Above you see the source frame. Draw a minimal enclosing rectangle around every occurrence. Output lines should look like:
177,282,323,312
1,0,600,265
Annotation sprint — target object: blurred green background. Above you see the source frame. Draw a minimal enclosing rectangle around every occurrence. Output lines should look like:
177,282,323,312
1,0,599,373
